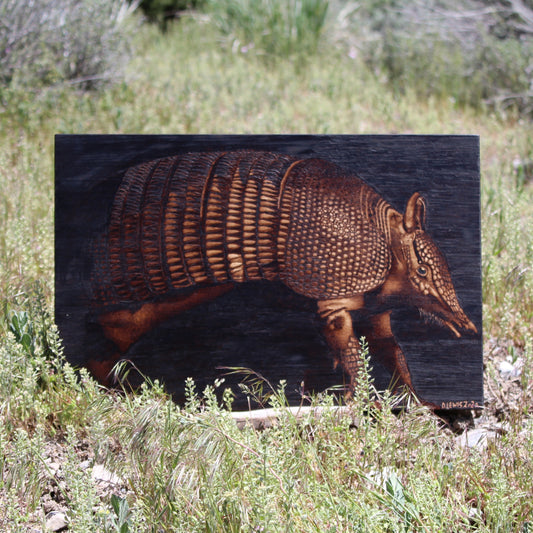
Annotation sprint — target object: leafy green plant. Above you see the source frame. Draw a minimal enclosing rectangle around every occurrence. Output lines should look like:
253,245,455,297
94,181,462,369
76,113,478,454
370,471,426,532
106,494,133,533
8,311,35,356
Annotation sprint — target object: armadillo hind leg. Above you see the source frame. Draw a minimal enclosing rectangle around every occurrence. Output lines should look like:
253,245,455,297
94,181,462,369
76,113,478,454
86,353,122,387
98,283,235,352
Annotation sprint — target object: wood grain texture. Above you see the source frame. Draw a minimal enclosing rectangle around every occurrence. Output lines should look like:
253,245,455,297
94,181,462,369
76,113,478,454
55,135,482,409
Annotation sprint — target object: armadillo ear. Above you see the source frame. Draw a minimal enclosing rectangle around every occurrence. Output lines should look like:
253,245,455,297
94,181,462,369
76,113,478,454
403,192,426,232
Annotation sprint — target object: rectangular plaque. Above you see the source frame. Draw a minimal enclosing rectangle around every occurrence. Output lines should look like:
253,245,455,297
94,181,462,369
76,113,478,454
55,135,482,409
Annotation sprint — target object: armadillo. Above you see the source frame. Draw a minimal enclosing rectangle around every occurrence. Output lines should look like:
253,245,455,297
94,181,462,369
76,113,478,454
89,150,477,400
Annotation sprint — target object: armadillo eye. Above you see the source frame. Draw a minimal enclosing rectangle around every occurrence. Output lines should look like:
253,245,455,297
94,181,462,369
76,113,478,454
417,265,428,277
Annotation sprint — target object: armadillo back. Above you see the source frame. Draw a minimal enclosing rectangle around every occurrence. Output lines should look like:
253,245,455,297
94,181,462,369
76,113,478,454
91,150,395,309
90,151,297,308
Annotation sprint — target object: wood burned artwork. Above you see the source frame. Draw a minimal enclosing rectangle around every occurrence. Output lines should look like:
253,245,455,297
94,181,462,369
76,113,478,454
55,135,483,409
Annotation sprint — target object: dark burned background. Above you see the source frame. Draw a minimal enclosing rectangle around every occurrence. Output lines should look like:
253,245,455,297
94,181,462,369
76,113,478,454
55,135,482,409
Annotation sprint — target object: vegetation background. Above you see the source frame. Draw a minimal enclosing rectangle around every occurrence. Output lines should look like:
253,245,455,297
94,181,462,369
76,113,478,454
0,0,532,530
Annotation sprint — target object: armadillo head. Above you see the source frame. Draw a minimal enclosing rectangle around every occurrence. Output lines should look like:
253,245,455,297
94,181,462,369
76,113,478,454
398,193,477,337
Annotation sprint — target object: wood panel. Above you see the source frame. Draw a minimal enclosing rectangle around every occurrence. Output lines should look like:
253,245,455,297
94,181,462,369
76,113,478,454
55,135,482,409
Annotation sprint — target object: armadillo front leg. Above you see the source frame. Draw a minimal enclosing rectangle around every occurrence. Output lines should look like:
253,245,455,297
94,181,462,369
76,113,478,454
356,310,414,393
318,298,365,395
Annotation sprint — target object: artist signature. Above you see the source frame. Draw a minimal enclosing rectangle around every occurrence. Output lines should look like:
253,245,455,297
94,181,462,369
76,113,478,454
440,400,482,410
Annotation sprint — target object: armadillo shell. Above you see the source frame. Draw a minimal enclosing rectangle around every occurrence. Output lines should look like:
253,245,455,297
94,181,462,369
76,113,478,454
278,157,392,300
91,151,297,307
91,150,394,308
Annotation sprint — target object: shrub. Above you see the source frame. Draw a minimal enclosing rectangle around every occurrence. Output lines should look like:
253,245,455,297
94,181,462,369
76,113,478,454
335,0,533,114
206,0,329,59
0,0,139,90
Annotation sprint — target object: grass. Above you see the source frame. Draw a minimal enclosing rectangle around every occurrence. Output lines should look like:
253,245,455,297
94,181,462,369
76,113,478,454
207,0,329,59
0,14,532,532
